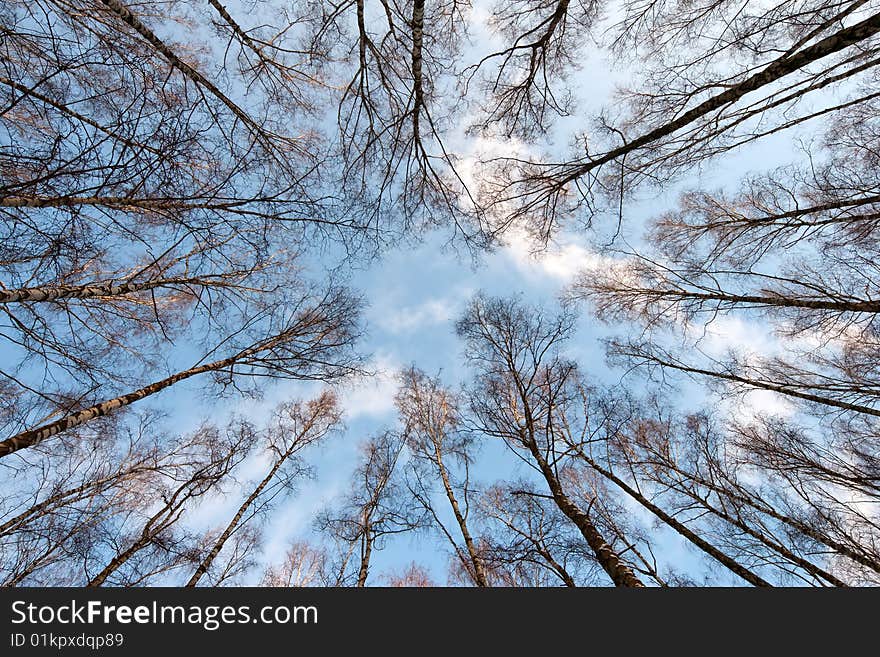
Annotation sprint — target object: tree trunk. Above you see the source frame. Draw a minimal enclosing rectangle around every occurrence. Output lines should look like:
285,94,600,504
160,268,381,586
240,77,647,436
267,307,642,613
581,456,773,586
621,349,880,418
0,276,218,304
1,195,239,210
356,525,372,587
536,544,577,587
87,536,152,587
694,193,880,230
633,288,880,314
432,445,490,586
524,437,645,587
410,0,425,138
87,475,200,587
0,333,286,458
186,441,302,587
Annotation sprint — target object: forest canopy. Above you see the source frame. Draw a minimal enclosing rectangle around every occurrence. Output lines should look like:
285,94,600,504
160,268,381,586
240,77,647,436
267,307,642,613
1,0,879,586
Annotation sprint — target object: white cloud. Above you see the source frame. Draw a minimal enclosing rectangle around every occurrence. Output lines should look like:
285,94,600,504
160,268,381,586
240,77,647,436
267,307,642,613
500,227,613,283
461,137,526,179
337,353,401,420
725,388,796,423
376,298,455,334
785,320,867,353
685,316,797,421
688,315,779,359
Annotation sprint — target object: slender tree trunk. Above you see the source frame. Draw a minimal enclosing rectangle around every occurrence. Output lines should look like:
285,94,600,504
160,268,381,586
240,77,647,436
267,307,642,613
186,441,302,587
356,524,372,587
580,456,773,586
207,0,267,59
558,11,880,185
0,333,286,458
622,350,880,418
694,193,880,229
523,436,645,587
87,483,194,587
410,0,425,138
87,535,153,587
508,357,645,586
432,445,490,586
1,195,239,210
632,288,880,314
0,276,220,304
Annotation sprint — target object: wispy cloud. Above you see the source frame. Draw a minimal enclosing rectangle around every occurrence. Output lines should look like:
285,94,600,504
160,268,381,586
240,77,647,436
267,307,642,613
501,228,612,282
337,353,401,421
376,298,456,334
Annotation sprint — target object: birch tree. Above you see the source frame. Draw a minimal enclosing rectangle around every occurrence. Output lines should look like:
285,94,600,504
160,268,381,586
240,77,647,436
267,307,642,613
396,367,490,586
316,431,422,587
187,392,342,586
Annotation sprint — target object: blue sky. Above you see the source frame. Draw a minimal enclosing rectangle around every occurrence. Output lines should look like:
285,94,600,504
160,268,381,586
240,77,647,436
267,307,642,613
3,0,861,586
174,194,798,584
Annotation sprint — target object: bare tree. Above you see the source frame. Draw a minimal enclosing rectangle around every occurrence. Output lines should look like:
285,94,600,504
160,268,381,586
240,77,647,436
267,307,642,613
306,0,489,244
383,561,436,586
187,392,342,586
476,481,591,586
457,295,645,586
0,411,260,587
464,0,600,138
85,421,251,587
261,541,332,587
316,431,423,586
0,410,240,586
480,6,880,241
396,367,490,586
0,287,363,458
600,405,878,584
